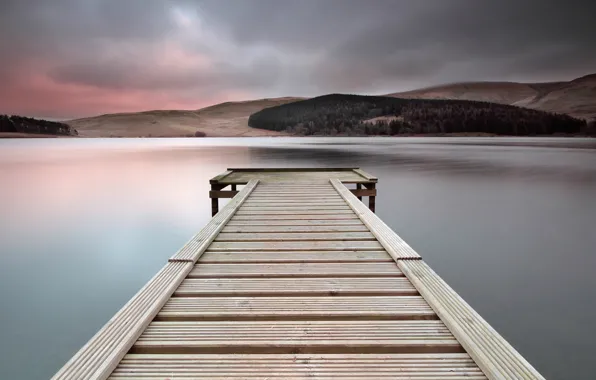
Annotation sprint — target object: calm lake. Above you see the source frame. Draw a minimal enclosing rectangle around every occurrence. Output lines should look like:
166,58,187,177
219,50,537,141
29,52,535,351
1,137,595,379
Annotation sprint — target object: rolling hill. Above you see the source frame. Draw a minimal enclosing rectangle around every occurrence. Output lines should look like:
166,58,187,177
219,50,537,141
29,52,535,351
68,97,303,137
387,73,596,120
248,94,586,136
61,73,595,138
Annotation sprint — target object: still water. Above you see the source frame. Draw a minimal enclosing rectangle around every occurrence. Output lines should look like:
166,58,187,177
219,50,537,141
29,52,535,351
1,137,595,379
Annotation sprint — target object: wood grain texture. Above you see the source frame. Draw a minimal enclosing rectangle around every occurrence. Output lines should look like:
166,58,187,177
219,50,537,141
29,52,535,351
169,180,259,262
399,260,545,380
214,232,375,242
230,214,361,220
331,179,421,260
221,225,370,233
157,296,436,321
175,277,417,296
110,353,486,379
134,320,453,353
189,262,402,278
199,250,393,263
234,209,355,215
207,240,384,251
227,219,365,226
51,262,192,380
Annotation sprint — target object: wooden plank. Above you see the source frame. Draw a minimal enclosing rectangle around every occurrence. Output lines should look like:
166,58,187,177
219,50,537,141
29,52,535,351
251,192,340,197
353,168,378,182
248,194,343,198
240,203,350,208
209,170,232,184
226,167,358,172
331,179,421,260
209,190,238,198
51,262,193,380
214,232,375,242
222,171,369,184
234,209,355,215
221,225,370,233
226,219,365,226
134,321,459,354
156,297,437,321
189,262,402,278
206,240,383,251
242,201,349,206
247,197,344,201
257,184,337,188
199,251,393,263
399,260,545,380
175,277,417,296
230,214,360,220
169,180,260,262
351,188,377,197
110,353,486,379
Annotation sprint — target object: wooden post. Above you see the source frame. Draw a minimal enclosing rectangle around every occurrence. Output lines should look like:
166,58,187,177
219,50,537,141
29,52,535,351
210,184,225,216
365,183,376,213
231,184,237,191
356,184,363,201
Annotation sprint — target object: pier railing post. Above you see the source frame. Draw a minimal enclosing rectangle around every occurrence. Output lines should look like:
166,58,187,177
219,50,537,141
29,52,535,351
365,183,376,213
356,184,363,201
210,184,225,216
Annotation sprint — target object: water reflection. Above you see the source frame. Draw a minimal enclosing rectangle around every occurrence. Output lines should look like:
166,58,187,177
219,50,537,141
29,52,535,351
0,137,595,380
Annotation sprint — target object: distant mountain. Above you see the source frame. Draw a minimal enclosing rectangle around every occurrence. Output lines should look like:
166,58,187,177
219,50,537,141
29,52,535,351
68,97,303,137
387,73,596,120
0,115,77,137
248,94,587,136
60,73,595,137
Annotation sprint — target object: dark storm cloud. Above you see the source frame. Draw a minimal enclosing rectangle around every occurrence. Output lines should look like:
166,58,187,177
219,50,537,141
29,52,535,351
0,0,594,117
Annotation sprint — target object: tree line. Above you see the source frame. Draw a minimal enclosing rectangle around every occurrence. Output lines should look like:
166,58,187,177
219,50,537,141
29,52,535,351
248,94,587,136
0,115,77,136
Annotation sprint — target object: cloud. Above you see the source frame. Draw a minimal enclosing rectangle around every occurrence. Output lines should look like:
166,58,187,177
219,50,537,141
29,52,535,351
0,0,595,118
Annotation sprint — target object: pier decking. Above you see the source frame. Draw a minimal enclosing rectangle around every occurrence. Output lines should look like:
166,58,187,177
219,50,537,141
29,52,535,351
53,168,544,380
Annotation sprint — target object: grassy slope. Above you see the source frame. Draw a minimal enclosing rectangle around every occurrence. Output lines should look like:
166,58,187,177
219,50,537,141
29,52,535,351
68,97,303,137
387,74,596,120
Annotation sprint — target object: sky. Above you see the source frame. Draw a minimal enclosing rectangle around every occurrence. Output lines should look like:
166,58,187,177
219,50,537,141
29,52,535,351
1,0,595,119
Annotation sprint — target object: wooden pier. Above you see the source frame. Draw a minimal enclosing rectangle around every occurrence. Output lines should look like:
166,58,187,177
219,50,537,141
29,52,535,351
53,168,544,380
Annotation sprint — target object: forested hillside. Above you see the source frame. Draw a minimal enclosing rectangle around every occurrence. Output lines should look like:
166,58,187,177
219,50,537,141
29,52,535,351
0,115,77,136
248,94,587,136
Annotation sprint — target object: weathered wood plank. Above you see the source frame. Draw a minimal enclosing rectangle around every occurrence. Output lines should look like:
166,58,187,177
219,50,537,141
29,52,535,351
235,209,355,215
331,179,421,260
215,232,375,242
169,180,259,262
51,262,193,380
207,240,383,251
226,168,358,172
221,225,369,233
242,201,349,206
399,260,545,380
110,353,486,380
230,214,361,220
199,251,393,263
226,219,365,226
209,190,238,198
175,277,417,296
156,297,437,321
240,204,351,210
189,262,402,278
351,188,377,197
209,170,232,184
245,196,343,200
353,168,378,182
